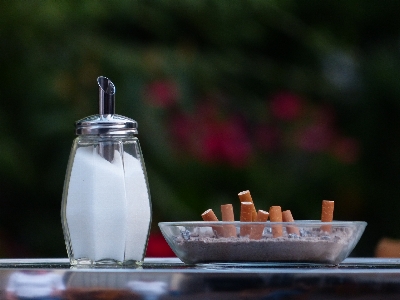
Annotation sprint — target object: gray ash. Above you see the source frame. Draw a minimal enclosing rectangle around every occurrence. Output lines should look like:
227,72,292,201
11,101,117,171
172,227,354,265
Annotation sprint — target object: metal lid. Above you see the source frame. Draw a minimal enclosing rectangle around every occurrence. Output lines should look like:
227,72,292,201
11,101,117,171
75,76,138,135
76,114,138,135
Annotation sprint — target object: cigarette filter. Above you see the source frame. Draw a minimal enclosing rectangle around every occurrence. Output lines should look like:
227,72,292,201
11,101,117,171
221,204,236,237
269,206,283,238
240,202,253,237
250,210,269,240
321,200,334,232
221,204,234,221
201,209,224,237
238,190,257,221
282,209,300,235
201,209,219,222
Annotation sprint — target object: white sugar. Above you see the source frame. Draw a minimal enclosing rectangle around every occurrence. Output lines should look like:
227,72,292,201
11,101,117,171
123,152,151,261
66,146,150,263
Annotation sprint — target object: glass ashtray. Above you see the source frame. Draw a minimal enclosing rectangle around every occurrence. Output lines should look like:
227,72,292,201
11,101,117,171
158,221,367,265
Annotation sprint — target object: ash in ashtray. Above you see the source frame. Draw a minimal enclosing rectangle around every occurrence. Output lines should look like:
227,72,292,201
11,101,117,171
173,226,354,265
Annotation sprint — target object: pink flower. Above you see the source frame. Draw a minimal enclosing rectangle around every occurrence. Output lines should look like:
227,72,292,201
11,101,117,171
296,123,335,152
217,118,252,167
270,92,303,121
195,117,252,167
170,101,252,167
144,80,179,108
146,232,176,257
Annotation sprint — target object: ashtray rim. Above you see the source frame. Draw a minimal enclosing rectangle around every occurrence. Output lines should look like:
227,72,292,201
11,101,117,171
159,220,367,226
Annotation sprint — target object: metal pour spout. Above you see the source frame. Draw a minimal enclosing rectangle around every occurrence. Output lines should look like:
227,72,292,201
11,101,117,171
97,76,116,162
98,76,115,115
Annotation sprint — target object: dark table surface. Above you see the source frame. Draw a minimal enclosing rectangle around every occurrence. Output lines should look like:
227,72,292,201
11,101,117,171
2,257,400,299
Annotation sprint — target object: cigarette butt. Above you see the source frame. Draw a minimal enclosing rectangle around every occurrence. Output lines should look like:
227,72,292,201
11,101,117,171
282,210,300,235
282,210,294,222
221,204,236,237
201,209,218,222
238,190,257,221
221,204,234,221
201,209,224,237
269,206,283,238
240,202,253,237
256,210,270,222
321,200,334,222
238,190,252,203
321,200,334,232
250,210,269,240
269,206,283,222
240,202,253,222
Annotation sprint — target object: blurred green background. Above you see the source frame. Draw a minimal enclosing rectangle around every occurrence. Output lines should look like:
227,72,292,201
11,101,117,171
1,0,399,257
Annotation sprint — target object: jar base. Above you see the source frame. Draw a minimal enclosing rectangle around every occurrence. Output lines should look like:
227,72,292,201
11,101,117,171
69,257,143,268
123,259,144,267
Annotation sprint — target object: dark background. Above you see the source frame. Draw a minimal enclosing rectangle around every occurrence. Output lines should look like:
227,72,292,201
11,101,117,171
0,0,399,258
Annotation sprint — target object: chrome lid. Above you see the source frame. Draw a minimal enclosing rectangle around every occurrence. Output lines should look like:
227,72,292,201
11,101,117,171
75,76,138,135
76,114,138,135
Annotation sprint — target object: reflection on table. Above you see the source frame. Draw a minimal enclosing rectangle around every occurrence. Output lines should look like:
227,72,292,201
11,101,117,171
0,258,400,299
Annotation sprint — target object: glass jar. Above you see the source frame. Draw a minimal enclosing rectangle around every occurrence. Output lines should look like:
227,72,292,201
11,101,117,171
61,77,152,266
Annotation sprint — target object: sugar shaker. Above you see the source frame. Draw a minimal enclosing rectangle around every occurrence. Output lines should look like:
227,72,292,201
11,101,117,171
61,76,152,266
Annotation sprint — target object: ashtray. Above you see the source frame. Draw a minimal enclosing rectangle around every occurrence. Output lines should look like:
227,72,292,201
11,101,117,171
158,221,367,265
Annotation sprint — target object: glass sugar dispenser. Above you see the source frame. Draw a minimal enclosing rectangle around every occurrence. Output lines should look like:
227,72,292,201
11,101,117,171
61,76,152,267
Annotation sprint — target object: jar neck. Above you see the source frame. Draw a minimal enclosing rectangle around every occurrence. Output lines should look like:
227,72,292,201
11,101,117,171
76,134,137,141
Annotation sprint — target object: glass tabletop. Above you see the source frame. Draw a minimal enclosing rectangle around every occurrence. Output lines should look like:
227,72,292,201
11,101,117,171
2,258,400,299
